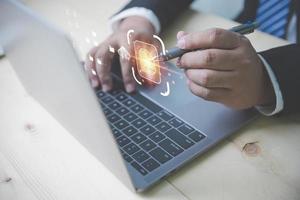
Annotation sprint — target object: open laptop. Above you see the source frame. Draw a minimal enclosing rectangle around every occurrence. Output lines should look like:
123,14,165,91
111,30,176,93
0,0,258,192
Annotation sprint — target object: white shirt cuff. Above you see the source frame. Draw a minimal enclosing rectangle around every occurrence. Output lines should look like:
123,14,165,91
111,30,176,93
109,7,161,34
255,54,284,116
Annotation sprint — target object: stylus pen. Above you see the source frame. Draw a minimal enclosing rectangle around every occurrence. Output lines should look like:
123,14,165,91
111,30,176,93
154,21,259,62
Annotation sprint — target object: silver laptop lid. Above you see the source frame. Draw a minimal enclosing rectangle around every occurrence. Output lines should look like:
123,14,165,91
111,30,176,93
0,0,135,192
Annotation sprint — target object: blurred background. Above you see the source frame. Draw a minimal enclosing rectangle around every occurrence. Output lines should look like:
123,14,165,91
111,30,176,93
18,0,245,60
191,0,244,19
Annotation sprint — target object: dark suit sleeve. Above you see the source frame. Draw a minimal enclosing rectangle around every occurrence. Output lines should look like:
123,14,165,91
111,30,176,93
117,0,193,32
259,44,300,115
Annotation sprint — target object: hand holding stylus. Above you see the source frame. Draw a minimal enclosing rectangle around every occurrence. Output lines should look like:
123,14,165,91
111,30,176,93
154,22,259,61
175,28,275,109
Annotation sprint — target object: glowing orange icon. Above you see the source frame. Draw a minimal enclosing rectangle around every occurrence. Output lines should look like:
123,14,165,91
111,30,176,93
134,40,161,84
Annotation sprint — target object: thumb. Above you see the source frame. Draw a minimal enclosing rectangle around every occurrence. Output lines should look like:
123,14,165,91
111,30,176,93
177,28,241,50
177,31,189,40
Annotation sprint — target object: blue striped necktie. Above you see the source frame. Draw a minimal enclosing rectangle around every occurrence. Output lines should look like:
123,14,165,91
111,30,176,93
256,0,292,38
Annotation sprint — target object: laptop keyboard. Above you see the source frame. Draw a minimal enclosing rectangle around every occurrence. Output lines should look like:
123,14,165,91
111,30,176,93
97,89,206,176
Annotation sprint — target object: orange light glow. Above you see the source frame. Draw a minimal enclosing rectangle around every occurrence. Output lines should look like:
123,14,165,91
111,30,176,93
138,48,156,75
134,40,161,84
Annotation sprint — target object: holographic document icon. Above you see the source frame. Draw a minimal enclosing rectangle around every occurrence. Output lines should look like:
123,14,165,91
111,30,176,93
134,40,161,84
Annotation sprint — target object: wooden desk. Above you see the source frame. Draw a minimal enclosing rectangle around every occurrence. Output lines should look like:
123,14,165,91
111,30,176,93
1,1,299,199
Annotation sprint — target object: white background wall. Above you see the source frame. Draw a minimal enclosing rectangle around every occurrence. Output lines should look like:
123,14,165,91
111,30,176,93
191,0,245,19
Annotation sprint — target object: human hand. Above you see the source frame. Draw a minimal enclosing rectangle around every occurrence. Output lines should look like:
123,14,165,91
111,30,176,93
176,28,275,109
85,16,155,92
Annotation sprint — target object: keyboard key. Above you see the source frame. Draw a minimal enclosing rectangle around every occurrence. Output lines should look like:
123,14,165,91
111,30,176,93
110,90,121,96
131,161,148,176
130,93,163,113
116,93,128,101
149,147,172,164
169,118,184,128
122,126,138,137
165,129,195,149
140,140,156,151
159,139,183,157
101,104,107,109
102,96,114,104
140,125,156,135
188,131,206,142
102,107,113,116
115,107,129,116
157,110,174,121
107,114,121,123
108,101,121,110
131,133,147,144
131,104,144,113
132,150,150,163
178,124,194,135
149,131,166,143
96,90,106,98
123,99,136,107
111,128,122,138
142,158,160,172
147,116,162,126
132,118,147,129
121,151,133,163
123,143,140,155
155,122,171,133
116,136,130,147
114,119,129,130
138,110,153,119
123,113,138,122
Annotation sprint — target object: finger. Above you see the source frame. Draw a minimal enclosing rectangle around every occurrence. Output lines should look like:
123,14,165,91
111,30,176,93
177,31,189,40
187,79,230,102
119,54,136,93
85,46,100,87
87,64,100,88
94,39,117,92
117,35,137,93
177,28,241,50
178,49,236,70
185,69,235,89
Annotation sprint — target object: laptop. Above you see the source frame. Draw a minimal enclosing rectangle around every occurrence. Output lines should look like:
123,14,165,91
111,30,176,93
0,0,258,192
